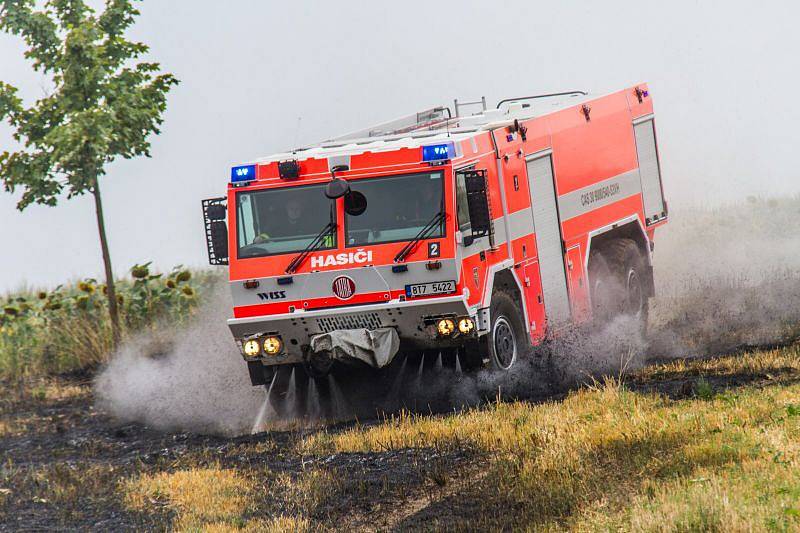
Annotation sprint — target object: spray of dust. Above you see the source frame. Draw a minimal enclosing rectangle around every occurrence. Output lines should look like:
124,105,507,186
96,195,800,435
647,196,800,357
94,284,266,436
531,195,800,388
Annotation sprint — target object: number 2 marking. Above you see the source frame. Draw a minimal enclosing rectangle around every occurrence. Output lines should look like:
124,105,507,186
428,242,440,258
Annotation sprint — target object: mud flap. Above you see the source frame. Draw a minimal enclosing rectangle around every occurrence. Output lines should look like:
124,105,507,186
309,327,400,368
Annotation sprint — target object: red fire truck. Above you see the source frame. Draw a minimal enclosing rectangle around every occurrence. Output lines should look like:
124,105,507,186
203,84,667,405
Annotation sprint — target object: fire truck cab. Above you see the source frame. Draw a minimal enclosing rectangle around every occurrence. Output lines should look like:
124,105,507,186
203,84,667,388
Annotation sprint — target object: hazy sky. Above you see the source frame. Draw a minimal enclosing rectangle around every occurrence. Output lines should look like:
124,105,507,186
2,0,799,292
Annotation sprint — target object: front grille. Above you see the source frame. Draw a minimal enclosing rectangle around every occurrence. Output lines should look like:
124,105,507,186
316,312,383,332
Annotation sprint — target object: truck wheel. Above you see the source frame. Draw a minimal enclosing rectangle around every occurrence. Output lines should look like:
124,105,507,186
488,291,528,370
603,238,649,333
588,249,619,325
303,351,333,378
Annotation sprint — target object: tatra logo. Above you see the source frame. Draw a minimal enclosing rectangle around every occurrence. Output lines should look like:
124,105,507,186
257,291,286,301
332,276,356,300
311,249,373,269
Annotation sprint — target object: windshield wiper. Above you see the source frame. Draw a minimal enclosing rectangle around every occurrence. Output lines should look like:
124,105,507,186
394,211,446,263
285,221,337,274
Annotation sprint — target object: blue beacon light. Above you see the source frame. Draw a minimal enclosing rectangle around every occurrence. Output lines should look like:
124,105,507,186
231,164,256,183
421,141,456,163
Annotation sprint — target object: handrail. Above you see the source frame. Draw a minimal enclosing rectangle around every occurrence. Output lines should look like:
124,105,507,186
496,91,588,109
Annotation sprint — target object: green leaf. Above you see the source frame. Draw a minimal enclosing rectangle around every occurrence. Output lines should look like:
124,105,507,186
0,1,62,72
0,0,179,209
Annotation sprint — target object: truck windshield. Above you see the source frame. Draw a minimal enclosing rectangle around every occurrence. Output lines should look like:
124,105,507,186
236,183,335,258
345,171,444,246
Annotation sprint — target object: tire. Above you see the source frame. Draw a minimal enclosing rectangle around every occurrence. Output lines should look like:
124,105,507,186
487,290,528,370
597,238,649,333
303,351,334,379
588,250,618,325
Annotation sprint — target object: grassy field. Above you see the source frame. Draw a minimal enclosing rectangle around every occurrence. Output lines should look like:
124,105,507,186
299,346,800,531
3,343,800,531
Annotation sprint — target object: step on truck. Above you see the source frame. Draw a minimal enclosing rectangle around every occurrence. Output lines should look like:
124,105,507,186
202,84,668,407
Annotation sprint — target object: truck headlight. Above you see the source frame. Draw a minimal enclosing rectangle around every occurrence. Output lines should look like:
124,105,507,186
263,336,283,355
457,317,475,334
436,318,455,336
242,339,261,357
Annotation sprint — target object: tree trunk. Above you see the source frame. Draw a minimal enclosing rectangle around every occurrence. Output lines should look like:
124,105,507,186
91,176,122,348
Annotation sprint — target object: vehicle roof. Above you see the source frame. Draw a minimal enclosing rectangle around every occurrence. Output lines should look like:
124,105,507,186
251,91,596,165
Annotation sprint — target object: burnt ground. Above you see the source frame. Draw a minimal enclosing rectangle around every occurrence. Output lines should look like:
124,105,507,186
2,342,799,532
0,369,481,532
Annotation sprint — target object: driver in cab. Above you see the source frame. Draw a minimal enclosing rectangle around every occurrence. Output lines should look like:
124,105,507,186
394,178,439,225
253,199,313,244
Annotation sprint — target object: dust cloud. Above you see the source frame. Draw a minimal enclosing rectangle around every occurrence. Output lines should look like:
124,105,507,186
540,196,800,386
94,285,265,436
95,196,800,435
648,196,800,357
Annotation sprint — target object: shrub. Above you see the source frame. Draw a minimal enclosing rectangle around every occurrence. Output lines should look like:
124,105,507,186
0,264,219,380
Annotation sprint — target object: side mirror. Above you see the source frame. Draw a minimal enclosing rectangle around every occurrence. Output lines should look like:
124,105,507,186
325,178,350,199
344,190,367,216
206,204,226,221
203,198,229,265
464,171,493,238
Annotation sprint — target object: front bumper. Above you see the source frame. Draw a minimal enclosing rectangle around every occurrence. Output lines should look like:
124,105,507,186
227,295,472,366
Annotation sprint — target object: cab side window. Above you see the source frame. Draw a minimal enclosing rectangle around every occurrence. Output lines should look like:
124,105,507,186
456,172,472,232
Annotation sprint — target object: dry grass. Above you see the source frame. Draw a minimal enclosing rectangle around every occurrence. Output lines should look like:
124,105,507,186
39,381,87,401
0,417,26,437
1,378,89,407
123,464,336,532
200,515,311,532
300,345,800,530
636,345,800,381
125,466,254,531
0,380,88,436
0,408,48,438
272,468,337,515
1,462,123,524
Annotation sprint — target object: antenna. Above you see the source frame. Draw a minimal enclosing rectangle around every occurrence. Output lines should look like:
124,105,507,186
292,116,302,149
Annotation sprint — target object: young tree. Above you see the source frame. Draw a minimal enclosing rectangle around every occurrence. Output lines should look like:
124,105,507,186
0,0,178,347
